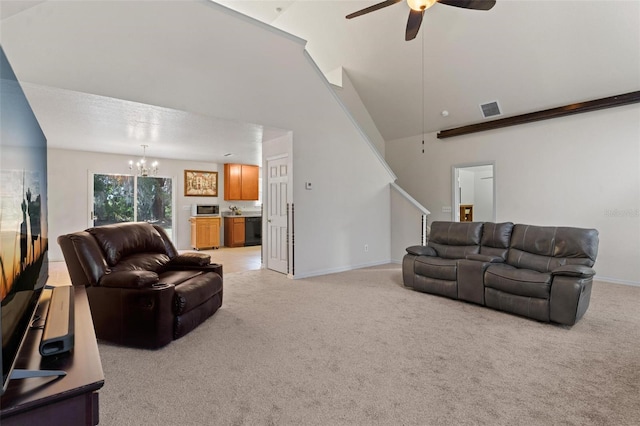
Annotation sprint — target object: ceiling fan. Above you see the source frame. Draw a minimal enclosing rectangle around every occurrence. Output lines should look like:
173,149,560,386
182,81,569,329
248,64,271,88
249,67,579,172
346,0,496,41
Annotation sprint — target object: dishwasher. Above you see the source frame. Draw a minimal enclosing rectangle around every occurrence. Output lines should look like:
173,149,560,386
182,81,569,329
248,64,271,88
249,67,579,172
244,216,262,246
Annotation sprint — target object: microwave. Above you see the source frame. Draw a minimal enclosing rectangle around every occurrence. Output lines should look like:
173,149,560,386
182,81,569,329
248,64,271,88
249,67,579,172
192,204,220,216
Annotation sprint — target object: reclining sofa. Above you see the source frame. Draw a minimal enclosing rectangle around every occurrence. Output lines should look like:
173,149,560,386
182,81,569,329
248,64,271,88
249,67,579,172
403,221,599,325
58,221,223,348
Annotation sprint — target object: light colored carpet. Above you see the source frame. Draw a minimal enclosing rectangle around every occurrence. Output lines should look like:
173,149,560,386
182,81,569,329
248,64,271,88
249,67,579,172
98,265,640,425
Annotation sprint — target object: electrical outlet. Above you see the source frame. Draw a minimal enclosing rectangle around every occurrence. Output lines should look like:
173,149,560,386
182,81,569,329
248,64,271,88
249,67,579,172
364,244,369,252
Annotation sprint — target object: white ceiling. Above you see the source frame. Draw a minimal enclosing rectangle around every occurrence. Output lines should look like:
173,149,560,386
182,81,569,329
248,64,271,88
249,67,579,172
1,0,639,163
19,82,288,164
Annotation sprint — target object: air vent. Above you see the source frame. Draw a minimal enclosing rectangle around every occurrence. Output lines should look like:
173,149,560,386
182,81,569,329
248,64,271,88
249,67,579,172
480,101,502,119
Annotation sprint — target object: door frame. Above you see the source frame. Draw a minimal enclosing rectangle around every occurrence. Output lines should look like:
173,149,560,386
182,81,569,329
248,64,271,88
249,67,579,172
451,161,496,222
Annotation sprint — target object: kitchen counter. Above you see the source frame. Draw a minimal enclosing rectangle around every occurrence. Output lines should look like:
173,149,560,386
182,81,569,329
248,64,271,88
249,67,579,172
221,211,262,218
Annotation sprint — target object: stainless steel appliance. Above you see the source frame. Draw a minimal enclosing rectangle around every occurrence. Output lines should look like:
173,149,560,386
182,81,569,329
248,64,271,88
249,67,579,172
191,204,220,216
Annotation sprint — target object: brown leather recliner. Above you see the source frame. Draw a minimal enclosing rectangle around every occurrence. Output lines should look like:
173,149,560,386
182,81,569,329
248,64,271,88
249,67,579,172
58,221,223,349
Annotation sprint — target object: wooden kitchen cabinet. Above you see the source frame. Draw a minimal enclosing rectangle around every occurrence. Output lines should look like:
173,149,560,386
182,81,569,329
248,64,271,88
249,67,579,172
190,216,221,249
224,163,259,201
224,216,245,247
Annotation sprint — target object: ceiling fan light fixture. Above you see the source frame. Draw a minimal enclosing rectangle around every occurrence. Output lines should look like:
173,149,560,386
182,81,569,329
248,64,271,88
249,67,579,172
407,0,436,12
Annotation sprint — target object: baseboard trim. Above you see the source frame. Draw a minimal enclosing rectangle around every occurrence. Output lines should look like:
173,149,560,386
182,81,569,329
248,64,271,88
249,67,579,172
292,260,391,279
594,276,640,287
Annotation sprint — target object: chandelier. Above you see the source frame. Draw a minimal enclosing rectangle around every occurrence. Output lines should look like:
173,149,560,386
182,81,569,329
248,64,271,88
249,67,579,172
129,144,159,177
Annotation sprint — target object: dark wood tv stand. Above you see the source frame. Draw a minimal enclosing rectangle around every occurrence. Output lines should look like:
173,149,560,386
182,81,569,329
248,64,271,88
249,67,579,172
1,286,104,426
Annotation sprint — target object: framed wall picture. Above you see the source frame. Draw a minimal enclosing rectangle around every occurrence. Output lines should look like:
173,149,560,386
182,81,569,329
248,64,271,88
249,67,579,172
184,170,218,197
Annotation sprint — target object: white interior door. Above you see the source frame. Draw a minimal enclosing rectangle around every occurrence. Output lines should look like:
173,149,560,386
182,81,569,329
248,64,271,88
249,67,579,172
266,156,289,274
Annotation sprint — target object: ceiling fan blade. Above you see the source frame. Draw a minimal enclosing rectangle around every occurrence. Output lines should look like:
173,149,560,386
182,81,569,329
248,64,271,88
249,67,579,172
346,0,403,19
437,0,496,11
405,9,424,41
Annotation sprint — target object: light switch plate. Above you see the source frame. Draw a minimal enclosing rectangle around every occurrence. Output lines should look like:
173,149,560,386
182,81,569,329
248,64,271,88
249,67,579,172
305,182,312,190
442,206,452,213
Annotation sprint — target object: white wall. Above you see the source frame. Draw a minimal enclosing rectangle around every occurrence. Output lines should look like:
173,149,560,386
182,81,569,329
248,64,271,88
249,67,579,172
11,1,396,277
386,104,640,285
332,68,386,158
290,65,394,277
47,148,223,261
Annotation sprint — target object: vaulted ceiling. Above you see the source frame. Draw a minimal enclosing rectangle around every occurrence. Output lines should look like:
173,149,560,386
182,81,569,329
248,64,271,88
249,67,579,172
221,0,640,140
1,1,639,163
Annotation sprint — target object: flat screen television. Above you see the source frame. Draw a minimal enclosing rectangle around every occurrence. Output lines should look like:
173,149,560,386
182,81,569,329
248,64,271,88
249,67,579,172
0,45,49,396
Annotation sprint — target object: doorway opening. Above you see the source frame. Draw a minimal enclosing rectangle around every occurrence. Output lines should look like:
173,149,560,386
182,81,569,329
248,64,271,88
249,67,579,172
452,163,495,222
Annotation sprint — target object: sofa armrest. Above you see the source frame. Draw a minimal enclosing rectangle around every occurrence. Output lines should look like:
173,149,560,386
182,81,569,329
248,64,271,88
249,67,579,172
406,245,436,256
86,283,175,348
551,265,596,278
99,270,159,288
165,262,223,280
550,274,594,326
169,252,211,267
465,254,504,263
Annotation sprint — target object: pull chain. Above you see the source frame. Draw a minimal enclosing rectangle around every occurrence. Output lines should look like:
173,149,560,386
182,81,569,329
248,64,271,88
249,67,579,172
421,23,425,154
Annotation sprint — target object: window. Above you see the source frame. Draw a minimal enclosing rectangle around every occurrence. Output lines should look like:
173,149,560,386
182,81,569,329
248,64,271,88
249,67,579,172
91,173,174,239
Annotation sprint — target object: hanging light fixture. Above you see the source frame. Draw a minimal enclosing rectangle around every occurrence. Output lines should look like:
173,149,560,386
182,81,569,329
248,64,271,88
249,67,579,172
421,18,425,154
407,0,436,12
129,144,159,177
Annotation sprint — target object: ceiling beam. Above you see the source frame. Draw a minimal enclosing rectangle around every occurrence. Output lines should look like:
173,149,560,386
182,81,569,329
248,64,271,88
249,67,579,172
437,91,640,139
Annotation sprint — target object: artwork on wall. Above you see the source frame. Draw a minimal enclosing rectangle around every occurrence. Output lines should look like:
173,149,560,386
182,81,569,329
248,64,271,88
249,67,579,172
184,170,218,197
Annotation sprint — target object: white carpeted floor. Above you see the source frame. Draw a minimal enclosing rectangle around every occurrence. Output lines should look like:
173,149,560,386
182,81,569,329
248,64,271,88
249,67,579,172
97,265,640,425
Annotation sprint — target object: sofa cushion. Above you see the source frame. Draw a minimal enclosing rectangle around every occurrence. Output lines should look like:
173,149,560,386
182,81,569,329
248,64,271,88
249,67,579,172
430,221,483,246
507,225,599,272
88,222,168,266
61,232,110,286
465,254,504,263
172,272,223,315
485,264,552,299
428,221,483,259
159,270,206,286
480,222,514,259
153,224,179,259
415,256,458,281
554,227,599,263
111,253,171,273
